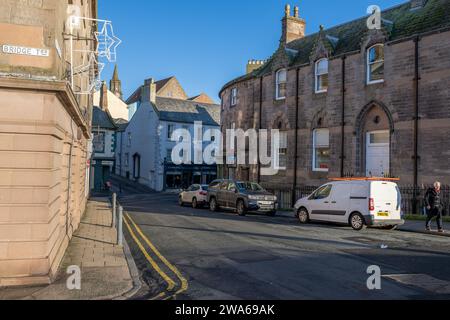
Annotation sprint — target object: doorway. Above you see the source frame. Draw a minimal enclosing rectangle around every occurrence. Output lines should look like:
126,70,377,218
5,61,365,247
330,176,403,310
366,130,390,177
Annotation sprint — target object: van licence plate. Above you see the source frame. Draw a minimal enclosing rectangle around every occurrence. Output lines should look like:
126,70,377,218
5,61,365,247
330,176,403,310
377,212,389,217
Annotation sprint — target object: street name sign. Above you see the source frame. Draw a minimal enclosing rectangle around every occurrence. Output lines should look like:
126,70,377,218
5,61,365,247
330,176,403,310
2,44,50,57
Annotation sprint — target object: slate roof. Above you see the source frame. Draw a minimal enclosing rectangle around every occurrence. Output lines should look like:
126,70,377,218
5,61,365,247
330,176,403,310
92,106,117,130
220,0,450,94
153,97,220,126
125,77,182,104
114,118,129,132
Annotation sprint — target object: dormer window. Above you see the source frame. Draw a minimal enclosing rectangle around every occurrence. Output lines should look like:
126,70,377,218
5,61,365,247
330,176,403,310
275,69,287,100
367,44,384,84
231,87,238,106
315,58,329,93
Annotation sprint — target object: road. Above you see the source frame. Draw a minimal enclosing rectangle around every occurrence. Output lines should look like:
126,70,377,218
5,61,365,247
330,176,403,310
115,184,450,300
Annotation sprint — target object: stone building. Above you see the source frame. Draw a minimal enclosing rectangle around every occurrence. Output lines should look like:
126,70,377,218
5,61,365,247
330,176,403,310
93,67,129,121
219,0,450,201
116,77,220,191
0,0,98,286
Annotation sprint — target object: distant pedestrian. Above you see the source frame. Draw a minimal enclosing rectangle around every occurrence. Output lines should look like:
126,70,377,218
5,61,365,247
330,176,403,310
424,181,444,233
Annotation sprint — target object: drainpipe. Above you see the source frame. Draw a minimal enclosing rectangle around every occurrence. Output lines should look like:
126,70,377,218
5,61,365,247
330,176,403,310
413,36,421,214
66,119,75,237
257,76,263,184
340,55,347,177
292,68,300,207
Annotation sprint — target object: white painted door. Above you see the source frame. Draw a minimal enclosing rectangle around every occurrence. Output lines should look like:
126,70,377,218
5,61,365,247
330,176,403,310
366,130,390,177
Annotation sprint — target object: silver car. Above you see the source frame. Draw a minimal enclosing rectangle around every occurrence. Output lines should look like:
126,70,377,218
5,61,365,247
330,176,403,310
179,184,209,209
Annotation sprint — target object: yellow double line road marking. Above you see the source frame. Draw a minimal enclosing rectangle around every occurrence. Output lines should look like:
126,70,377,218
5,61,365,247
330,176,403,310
123,213,188,300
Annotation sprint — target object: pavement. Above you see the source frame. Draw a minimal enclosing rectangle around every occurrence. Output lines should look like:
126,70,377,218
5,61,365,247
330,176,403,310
112,180,450,300
0,198,137,300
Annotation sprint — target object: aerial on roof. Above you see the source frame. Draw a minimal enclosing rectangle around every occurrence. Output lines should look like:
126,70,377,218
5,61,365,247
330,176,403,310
220,0,450,95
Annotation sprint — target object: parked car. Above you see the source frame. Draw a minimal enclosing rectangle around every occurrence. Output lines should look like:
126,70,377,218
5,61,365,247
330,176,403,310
179,184,209,208
294,179,405,231
207,180,278,216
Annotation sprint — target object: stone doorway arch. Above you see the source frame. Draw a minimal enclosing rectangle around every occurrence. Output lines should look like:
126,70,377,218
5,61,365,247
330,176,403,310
355,101,394,177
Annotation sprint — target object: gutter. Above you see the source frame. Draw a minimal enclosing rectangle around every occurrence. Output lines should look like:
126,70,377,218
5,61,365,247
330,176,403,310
257,76,263,183
340,55,347,177
291,68,300,206
412,36,421,215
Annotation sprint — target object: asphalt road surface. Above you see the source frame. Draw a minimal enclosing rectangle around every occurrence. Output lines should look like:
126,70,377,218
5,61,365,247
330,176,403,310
115,186,450,300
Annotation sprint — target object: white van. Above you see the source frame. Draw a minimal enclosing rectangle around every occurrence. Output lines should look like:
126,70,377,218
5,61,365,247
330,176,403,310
294,180,404,231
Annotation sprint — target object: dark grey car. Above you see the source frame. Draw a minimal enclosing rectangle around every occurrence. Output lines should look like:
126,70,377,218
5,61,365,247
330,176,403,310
207,180,278,216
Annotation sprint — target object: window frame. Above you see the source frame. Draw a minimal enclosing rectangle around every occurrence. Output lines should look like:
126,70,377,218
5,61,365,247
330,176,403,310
275,69,287,100
93,131,106,154
230,87,238,107
167,124,175,140
315,58,329,93
312,128,330,172
366,44,385,85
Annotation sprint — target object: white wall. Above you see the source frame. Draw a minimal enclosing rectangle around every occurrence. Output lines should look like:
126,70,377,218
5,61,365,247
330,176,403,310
93,90,129,121
93,129,115,159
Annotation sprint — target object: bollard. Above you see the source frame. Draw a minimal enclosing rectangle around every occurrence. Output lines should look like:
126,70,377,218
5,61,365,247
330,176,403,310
112,193,117,228
117,205,123,246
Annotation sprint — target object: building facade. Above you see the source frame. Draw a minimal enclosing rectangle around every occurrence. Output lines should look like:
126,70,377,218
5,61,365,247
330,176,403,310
91,106,117,193
0,1,98,285
93,67,129,121
116,77,220,191
220,0,450,198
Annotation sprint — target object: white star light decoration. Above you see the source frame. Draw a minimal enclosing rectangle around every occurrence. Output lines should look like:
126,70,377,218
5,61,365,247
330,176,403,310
68,16,121,94
73,52,105,94
95,21,122,63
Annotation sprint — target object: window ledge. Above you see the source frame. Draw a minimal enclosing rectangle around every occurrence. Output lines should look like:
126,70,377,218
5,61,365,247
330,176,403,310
313,169,329,173
367,79,385,86
314,89,328,95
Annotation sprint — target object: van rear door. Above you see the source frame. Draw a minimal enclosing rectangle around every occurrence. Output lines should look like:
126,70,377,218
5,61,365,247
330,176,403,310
370,182,402,220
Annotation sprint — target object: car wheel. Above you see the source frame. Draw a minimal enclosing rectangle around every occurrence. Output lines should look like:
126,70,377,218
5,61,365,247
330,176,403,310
237,200,246,216
192,197,198,209
350,212,366,231
179,196,184,207
298,208,309,224
210,198,218,212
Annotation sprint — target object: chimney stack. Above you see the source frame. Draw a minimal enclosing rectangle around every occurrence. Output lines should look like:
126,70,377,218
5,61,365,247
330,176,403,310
410,0,428,10
99,81,108,111
143,78,157,104
281,3,306,45
246,59,266,74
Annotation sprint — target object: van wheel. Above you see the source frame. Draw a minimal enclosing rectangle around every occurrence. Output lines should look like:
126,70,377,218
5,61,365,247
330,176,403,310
192,197,198,209
350,213,366,231
237,200,247,216
179,197,184,207
298,208,310,224
210,198,218,212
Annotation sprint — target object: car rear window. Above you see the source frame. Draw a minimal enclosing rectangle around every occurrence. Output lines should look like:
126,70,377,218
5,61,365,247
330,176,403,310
201,186,208,191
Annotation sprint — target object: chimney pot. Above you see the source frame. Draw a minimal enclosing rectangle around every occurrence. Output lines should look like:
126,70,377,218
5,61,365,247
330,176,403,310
285,4,291,17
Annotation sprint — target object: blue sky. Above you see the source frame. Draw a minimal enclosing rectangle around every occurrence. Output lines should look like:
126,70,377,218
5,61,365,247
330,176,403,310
98,0,406,103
